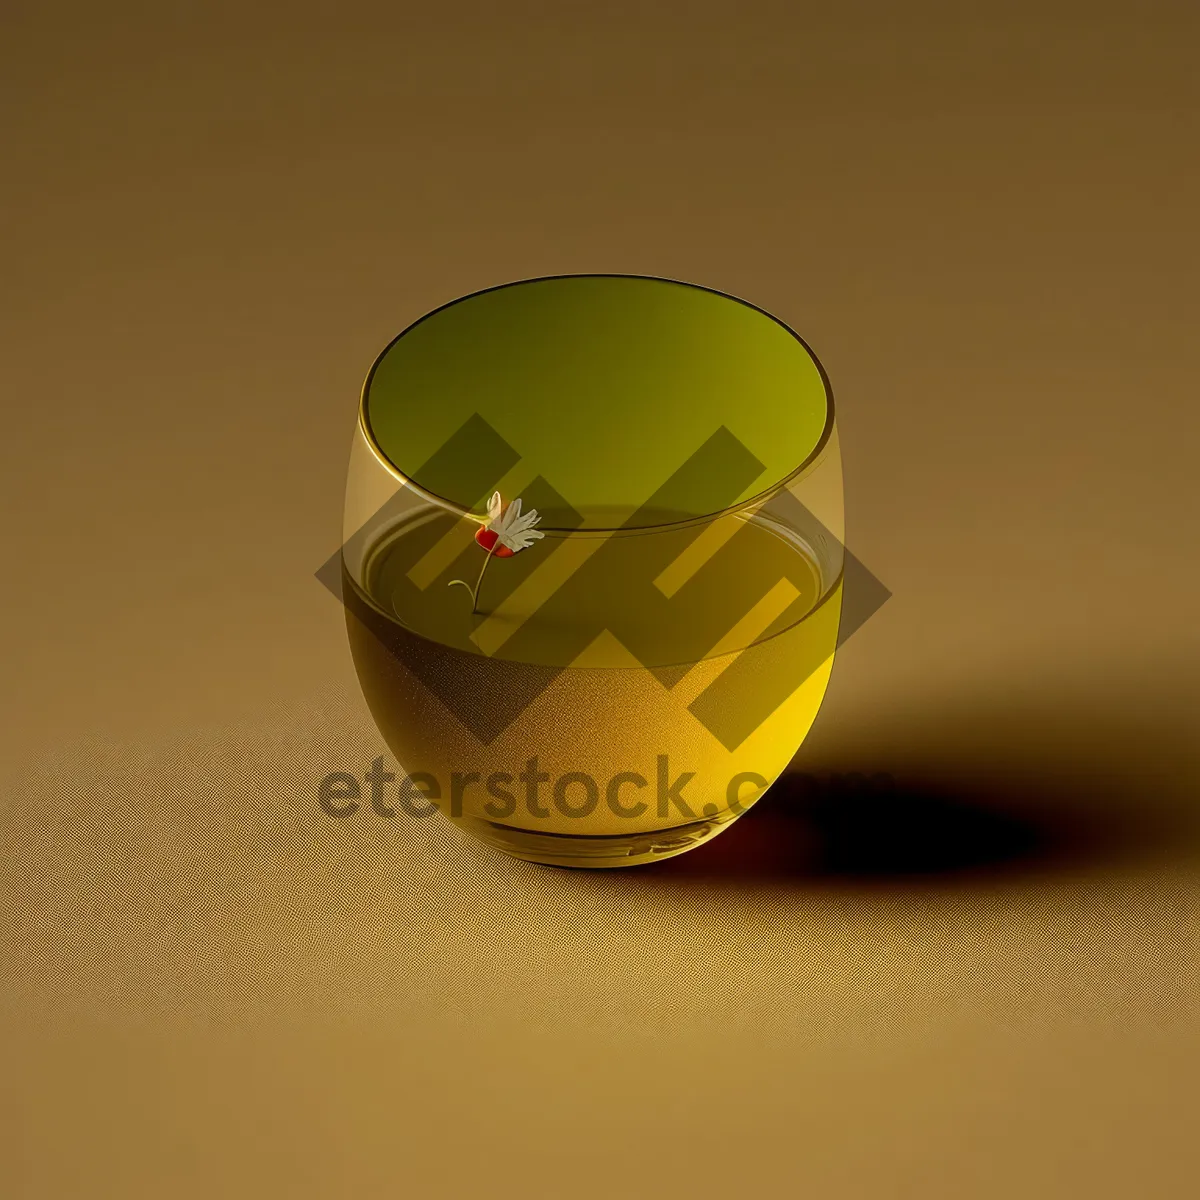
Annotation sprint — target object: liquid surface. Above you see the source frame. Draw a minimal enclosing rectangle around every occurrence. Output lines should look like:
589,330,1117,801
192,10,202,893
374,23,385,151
362,505,828,669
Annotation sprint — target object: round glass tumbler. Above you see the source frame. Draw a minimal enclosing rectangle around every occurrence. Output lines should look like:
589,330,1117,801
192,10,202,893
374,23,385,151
340,275,843,868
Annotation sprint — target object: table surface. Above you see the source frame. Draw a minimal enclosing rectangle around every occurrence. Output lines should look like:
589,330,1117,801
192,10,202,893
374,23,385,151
3,3,1197,1196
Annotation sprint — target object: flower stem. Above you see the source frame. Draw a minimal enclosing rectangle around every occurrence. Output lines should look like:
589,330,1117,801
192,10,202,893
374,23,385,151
470,541,497,613
449,540,500,613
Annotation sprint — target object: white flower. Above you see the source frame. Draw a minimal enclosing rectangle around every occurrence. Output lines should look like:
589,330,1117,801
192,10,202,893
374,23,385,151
450,492,544,613
476,491,544,557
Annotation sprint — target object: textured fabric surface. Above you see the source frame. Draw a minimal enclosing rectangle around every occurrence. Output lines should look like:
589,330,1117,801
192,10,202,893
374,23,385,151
3,682,1196,1197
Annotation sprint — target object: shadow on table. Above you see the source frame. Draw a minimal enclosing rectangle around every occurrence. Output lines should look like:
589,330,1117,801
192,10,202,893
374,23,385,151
642,663,1200,887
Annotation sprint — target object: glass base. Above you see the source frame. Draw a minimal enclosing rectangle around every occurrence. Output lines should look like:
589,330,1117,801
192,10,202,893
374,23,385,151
450,812,741,869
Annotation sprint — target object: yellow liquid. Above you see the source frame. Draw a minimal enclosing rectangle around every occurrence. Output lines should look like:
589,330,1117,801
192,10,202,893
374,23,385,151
343,506,841,867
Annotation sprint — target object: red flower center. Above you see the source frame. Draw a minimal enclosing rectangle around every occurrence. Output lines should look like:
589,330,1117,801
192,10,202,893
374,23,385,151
475,527,514,557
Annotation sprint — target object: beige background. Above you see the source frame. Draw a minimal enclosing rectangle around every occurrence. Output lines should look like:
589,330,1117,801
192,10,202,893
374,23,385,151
2,2,1198,1196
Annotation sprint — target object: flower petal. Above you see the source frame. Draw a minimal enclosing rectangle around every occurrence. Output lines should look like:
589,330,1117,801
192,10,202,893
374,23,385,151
486,495,544,553
498,526,545,552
